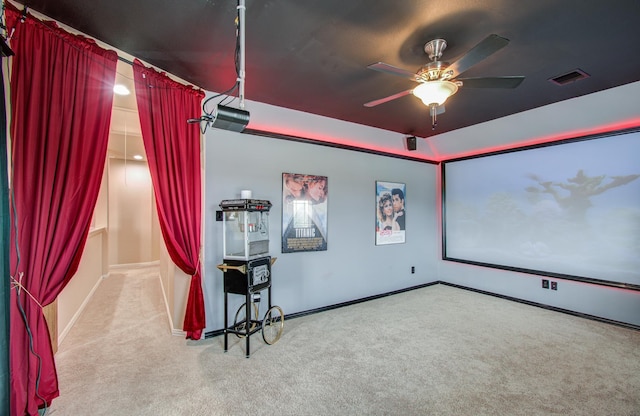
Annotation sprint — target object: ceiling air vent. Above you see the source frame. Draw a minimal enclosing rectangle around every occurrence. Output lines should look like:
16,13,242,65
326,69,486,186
549,69,590,86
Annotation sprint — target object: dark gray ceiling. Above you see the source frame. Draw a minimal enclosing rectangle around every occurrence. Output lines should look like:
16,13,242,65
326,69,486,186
12,0,640,138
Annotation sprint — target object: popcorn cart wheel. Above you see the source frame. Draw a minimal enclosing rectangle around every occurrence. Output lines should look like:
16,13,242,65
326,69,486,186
261,305,284,345
233,302,259,338
233,302,284,345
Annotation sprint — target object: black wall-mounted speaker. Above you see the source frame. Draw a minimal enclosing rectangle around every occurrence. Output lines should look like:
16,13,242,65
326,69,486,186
405,136,417,151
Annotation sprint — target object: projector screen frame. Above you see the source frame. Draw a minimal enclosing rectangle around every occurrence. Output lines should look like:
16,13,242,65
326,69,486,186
441,126,640,291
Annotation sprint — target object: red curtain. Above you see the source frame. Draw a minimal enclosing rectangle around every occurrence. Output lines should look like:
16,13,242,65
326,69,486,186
6,5,117,415
132,60,205,340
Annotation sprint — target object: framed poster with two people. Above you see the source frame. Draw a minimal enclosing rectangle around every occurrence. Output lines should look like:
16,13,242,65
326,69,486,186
376,181,406,245
282,173,328,253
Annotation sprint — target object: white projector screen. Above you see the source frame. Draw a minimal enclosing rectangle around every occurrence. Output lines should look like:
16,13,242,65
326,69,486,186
443,128,640,289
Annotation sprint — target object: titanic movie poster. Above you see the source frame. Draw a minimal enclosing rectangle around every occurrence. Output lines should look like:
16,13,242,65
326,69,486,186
282,173,328,253
376,181,406,245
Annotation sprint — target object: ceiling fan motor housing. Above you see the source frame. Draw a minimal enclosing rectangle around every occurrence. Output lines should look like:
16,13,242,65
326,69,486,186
424,38,447,61
418,61,450,81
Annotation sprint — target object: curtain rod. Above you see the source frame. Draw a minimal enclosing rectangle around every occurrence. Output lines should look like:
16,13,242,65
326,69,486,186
117,56,134,66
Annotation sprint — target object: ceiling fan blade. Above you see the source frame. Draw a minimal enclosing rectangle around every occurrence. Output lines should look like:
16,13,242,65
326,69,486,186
457,76,525,88
446,34,510,79
367,62,420,82
364,89,414,107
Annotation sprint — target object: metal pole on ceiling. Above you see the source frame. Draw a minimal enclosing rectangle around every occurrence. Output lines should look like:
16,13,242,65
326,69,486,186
238,0,246,109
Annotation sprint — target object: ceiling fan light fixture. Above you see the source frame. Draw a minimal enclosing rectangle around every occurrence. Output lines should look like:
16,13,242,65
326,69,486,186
412,81,458,106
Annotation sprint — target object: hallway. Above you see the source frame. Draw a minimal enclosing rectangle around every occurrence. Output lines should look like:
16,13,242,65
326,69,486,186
50,263,188,414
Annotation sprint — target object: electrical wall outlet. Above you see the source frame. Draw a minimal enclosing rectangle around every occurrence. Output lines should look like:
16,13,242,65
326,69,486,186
542,279,549,289
216,210,223,221
551,281,558,290
411,266,415,274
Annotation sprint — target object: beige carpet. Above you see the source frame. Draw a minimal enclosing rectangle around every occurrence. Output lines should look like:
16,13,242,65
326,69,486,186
47,264,640,415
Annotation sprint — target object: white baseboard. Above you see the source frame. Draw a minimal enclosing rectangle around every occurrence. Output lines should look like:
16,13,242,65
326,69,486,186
156,275,193,338
171,329,187,337
156,271,177,334
109,260,160,271
57,273,107,346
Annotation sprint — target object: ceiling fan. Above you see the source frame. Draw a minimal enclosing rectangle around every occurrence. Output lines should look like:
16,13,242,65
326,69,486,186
364,34,525,129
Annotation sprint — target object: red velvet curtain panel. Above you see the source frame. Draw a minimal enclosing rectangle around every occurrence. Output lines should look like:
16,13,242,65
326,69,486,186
132,60,205,340
6,5,117,415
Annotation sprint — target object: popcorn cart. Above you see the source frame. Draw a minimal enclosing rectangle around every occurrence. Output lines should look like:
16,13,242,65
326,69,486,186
216,198,283,357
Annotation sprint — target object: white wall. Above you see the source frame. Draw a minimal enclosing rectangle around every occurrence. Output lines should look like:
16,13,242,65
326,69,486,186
202,126,439,332
158,237,190,336
57,229,107,345
108,158,159,265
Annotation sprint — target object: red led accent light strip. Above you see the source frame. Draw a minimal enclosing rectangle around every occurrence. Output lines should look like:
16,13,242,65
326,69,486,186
245,124,437,162
437,118,640,162
246,118,640,163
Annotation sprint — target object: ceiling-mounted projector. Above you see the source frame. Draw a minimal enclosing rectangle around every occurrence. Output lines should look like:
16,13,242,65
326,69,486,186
210,104,250,132
189,104,250,132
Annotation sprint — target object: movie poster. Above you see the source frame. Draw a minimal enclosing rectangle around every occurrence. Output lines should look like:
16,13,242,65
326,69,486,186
282,173,328,253
375,181,406,245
